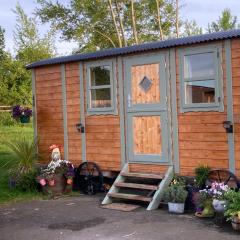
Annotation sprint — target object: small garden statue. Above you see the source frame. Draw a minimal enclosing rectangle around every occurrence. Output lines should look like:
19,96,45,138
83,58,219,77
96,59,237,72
37,144,75,196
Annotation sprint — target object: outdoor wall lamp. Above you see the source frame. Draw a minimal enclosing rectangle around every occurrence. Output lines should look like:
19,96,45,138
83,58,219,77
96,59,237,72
223,121,233,133
76,123,85,133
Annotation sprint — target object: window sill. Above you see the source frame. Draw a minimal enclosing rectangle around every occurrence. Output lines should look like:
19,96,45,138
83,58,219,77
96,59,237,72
180,103,224,113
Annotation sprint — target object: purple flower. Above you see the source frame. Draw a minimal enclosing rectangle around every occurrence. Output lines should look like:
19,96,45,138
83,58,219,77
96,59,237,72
12,105,32,119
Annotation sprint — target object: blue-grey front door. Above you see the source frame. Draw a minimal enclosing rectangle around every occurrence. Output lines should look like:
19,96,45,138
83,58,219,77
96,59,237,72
125,53,170,163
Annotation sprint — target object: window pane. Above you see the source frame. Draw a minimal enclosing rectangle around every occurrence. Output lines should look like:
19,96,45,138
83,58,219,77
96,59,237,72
185,80,215,104
184,52,215,79
90,88,111,108
90,66,110,86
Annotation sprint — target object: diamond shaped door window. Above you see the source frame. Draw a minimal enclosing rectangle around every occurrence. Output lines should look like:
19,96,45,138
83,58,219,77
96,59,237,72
139,76,153,92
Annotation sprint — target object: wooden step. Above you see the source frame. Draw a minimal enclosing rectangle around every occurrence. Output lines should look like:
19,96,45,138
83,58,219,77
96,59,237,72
121,172,164,180
115,182,158,191
108,193,152,202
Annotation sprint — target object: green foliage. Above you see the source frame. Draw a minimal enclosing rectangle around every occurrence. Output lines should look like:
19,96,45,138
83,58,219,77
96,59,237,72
0,112,16,126
0,26,5,60
224,190,240,220
16,169,39,192
36,0,179,52
207,8,239,33
14,3,55,65
182,20,203,37
0,125,41,203
1,137,39,174
162,177,188,203
0,4,55,106
194,165,210,188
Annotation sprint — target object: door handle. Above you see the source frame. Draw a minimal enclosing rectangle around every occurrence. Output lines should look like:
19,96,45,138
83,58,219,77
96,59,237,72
76,123,85,133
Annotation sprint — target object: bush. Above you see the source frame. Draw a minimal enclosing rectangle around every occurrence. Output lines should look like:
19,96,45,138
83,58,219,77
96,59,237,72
163,177,188,203
0,112,16,126
16,170,39,192
194,165,210,188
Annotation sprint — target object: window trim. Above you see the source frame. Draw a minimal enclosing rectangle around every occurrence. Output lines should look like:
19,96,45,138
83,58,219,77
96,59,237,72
179,44,224,113
86,59,117,115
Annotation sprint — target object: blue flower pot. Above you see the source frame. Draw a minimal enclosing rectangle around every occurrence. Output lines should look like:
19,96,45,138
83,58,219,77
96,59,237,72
20,115,30,123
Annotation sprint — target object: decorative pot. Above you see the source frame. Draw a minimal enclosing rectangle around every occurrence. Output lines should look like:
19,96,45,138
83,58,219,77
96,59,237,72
48,179,55,186
20,115,30,123
212,199,226,212
39,178,47,186
231,217,240,231
67,178,73,185
168,202,185,214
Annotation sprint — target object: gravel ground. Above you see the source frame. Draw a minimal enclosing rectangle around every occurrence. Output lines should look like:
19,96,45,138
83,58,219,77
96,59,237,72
0,194,239,240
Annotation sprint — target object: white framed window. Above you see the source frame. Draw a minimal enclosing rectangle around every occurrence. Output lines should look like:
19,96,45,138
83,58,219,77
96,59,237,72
179,45,224,112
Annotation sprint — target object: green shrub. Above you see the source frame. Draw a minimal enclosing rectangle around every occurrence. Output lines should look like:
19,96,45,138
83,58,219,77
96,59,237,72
194,165,210,188
0,112,16,126
163,177,188,203
1,137,39,174
16,169,39,192
224,190,240,220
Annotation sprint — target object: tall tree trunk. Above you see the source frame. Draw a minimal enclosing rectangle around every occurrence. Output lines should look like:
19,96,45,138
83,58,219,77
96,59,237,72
130,0,139,44
176,0,179,38
155,0,163,40
108,0,122,47
115,0,127,47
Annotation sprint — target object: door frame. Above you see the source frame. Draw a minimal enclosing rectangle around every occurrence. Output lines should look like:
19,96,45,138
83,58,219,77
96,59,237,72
123,52,171,164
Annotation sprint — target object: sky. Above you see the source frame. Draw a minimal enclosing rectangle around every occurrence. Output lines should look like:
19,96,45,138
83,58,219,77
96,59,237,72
0,0,240,56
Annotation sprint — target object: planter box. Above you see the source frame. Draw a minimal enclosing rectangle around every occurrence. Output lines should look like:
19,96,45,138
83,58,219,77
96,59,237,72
168,202,185,214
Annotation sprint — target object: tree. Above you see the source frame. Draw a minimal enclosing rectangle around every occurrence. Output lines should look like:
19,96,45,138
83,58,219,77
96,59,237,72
0,26,5,60
182,20,203,37
0,4,56,106
14,3,55,65
207,8,239,33
35,0,180,52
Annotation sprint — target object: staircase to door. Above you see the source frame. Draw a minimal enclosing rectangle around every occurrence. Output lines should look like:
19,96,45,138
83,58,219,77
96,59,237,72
102,164,173,210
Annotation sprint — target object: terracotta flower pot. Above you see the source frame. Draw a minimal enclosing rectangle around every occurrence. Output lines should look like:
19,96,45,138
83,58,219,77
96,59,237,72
48,179,55,186
232,217,240,231
67,178,73,185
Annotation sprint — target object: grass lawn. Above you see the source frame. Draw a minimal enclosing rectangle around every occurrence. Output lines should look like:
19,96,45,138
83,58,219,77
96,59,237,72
0,124,42,204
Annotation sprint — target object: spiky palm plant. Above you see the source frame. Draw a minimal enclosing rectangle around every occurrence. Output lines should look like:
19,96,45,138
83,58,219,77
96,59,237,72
2,138,39,174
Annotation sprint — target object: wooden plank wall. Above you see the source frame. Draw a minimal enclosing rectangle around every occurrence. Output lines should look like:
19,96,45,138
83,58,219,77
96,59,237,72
83,62,121,172
35,65,64,163
176,42,229,176
232,39,240,177
65,63,82,165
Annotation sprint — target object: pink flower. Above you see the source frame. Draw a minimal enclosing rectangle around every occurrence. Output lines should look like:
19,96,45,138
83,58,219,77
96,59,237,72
39,179,46,186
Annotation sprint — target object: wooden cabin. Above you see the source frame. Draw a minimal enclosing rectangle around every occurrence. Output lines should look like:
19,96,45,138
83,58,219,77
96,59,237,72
27,30,240,209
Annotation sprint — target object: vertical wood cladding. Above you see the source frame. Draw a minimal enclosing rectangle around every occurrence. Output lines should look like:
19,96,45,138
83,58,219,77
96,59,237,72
65,63,82,165
232,39,240,177
176,42,229,176
83,62,121,171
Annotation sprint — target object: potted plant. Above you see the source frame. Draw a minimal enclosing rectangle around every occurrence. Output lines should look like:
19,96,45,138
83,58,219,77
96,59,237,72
194,165,210,189
210,182,229,213
224,190,240,231
37,144,75,196
163,177,188,214
194,189,215,218
12,105,32,123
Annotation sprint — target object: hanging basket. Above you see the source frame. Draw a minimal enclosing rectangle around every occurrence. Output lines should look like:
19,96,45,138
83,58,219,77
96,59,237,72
20,115,30,123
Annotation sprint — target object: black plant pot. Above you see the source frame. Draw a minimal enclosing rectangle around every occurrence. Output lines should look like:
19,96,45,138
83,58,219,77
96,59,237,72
185,185,200,212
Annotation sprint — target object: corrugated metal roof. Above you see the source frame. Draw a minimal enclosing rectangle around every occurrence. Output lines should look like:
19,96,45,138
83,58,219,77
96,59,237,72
26,29,240,69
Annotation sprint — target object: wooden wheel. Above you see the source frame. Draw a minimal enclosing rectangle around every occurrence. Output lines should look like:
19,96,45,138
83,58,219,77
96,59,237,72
205,169,240,190
76,162,103,195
